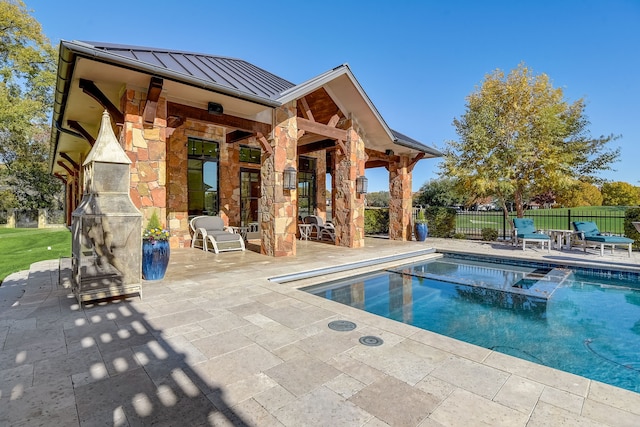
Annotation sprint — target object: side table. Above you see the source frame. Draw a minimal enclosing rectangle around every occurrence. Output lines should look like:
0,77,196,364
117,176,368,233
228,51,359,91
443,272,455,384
298,223,313,240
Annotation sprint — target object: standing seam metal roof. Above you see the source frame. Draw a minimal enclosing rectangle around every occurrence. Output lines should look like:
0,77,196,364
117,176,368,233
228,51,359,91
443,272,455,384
57,41,441,157
83,41,295,100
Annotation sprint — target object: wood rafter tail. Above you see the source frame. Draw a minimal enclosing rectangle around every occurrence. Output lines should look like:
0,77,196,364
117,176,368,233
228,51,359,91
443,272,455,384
78,79,124,124
67,120,96,146
142,76,163,126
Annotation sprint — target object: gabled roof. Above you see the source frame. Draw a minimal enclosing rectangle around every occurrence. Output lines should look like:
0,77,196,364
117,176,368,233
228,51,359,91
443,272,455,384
52,40,441,171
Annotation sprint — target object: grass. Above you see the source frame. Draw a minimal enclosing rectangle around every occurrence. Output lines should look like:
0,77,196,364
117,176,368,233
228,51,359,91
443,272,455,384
455,206,629,235
0,227,71,284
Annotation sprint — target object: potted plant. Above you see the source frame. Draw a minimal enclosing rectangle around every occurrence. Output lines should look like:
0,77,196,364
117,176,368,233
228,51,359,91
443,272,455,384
414,208,428,242
142,211,170,280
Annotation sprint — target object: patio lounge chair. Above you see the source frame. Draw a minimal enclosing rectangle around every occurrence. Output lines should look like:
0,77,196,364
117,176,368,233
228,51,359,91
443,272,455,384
512,218,550,252
190,216,245,254
303,215,336,242
571,221,633,257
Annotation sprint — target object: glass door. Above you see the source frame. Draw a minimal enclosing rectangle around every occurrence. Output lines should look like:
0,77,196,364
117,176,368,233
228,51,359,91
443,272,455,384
240,169,260,226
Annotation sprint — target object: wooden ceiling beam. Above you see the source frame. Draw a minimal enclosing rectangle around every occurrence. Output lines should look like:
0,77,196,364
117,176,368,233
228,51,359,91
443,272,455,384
299,97,315,122
297,117,347,141
142,76,163,126
78,79,124,124
167,102,271,135
297,139,336,155
365,160,389,169
67,120,95,146
327,114,340,128
226,130,253,144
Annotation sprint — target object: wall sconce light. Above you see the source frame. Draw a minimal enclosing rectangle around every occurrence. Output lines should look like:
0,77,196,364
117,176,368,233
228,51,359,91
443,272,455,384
385,149,394,156
283,166,297,190
356,175,368,194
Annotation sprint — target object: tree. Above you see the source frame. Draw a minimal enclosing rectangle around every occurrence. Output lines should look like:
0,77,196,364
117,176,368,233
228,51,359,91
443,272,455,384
441,63,620,218
555,180,603,207
366,191,390,207
601,181,640,206
414,177,469,207
0,0,60,209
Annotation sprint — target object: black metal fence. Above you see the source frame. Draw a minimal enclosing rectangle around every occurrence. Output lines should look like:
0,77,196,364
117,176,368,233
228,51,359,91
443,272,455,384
455,208,629,240
369,207,632,241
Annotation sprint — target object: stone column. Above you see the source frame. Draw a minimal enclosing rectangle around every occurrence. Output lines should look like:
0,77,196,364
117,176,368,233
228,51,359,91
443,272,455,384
219,137,241,226
388,155,413,240
38,209,47,228
333,127,365,248
260,102,297,257
6,208,16,228
121,88,169,241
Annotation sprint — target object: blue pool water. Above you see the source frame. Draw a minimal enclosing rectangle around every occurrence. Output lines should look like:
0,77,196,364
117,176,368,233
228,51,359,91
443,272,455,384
303,255,640,393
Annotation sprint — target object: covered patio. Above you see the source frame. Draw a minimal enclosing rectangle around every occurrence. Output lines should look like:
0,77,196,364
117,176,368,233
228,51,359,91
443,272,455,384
2,238,639,425
50,41,441,257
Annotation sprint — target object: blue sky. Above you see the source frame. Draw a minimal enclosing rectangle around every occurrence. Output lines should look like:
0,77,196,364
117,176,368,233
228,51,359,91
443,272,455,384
29,0,640,192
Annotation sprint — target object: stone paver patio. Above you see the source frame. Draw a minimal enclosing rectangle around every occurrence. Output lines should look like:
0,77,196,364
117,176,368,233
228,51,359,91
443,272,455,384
1,237,640,426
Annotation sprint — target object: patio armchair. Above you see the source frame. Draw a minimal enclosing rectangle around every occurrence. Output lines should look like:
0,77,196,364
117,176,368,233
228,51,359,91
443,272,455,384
571,221,633,257
190,216,245,254
303,215,336,242
512,218,550,252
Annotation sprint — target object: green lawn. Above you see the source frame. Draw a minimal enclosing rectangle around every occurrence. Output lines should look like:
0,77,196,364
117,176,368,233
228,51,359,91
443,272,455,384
455,206,629,235
0,227,71,284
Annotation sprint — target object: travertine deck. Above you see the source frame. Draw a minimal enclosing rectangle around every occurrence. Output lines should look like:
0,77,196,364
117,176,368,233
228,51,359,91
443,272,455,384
1,237,640,426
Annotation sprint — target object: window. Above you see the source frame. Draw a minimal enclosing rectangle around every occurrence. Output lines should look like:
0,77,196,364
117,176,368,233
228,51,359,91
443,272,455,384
239,145,261,164
298,157,316,219
187,137,219,216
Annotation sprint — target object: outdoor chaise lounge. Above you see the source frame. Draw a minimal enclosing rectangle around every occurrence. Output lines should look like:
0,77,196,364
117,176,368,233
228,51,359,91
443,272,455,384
571,221,633,257
190,216,245,254
512,218,550,252
303,215,336,242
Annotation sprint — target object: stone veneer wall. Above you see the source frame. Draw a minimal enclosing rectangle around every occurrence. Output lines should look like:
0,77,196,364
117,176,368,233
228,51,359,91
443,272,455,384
332,127,365,248
166,120,233,248
388,156,413,241
121,88,168,235
261,102,297,257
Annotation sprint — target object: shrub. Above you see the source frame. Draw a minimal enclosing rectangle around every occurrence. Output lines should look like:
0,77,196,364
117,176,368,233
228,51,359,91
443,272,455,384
624,207,640,250
453,232,467,239
481,227,499,241
424,207,456,238
364,208,389,234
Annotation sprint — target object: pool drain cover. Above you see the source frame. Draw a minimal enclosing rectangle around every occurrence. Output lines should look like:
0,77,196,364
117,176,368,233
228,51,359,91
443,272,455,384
328,320,357,331
359,336,384,346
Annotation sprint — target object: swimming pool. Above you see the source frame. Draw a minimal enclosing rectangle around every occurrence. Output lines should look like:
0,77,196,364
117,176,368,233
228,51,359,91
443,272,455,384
302,253,640,393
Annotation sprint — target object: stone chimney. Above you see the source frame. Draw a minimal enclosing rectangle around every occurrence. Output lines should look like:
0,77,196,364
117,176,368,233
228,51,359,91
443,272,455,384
71,110,142,307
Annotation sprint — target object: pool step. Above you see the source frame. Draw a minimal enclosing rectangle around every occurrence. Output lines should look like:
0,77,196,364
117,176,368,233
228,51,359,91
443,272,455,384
390,265,572,301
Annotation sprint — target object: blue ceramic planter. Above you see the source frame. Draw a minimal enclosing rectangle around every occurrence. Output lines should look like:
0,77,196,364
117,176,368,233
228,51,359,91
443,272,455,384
415,223,428,242
142,239,170,280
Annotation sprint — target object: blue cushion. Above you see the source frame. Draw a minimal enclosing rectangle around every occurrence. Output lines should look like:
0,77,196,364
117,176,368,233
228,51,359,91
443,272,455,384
573,221,600,237
513,218,536,235
519,233,550,240
584,235,633,244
